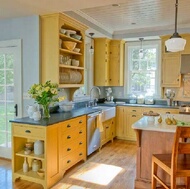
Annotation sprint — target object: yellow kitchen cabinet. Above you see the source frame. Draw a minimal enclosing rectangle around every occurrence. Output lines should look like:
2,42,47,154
100,117,115,148
109,40,125,86
161,53,181,87
94,38,110,86
116,106,143,141
59,115,86,171
181,34,190,54
12,123,61,189
40,13,88,88
143,107,179,114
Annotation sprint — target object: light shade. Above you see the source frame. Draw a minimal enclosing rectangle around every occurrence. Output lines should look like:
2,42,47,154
165,37,186,52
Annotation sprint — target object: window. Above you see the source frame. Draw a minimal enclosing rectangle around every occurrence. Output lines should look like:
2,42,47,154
125,40,161,98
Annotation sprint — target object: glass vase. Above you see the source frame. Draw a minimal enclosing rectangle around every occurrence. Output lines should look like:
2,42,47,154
42,104,50,118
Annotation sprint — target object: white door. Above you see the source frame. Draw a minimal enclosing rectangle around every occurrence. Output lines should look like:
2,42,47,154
0,39,22,159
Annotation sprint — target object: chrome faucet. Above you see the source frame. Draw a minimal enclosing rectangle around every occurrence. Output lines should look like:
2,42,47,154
89,86,101,106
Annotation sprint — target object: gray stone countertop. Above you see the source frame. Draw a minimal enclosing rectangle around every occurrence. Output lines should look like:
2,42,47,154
10,107,102,126
10,103,179,127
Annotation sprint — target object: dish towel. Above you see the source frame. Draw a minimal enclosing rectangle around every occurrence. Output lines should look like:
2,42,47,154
97,113,104,132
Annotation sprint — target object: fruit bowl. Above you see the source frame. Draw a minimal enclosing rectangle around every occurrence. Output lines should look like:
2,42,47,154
62,41,77,51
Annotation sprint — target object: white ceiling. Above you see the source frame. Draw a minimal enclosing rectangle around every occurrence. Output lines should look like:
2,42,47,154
1,0,190,40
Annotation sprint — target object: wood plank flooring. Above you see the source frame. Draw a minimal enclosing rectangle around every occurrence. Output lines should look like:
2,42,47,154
0,139,137,189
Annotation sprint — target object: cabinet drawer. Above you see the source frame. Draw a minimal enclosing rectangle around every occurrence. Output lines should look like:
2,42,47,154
61,125,86,144
127,107,143,114
60,115,86,133
13,124,45,138
61,137,85,157
62,148,86,170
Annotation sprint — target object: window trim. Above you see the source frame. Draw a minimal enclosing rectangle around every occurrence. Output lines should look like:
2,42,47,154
124,40,162,99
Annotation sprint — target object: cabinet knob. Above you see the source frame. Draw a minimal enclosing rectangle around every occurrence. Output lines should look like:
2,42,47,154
67,135,71,139
79,131,83,134
67,124,71,128
79,142,83,145
67,148,71,151
79,120,83,124
79,153,83,156
25,130,31,133
67,160,71,164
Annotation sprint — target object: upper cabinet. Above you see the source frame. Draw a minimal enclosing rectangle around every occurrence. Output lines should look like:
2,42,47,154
109,40,125,86
94,38,110,86
94,38,125,86
40,13,88,88
161,34,190,87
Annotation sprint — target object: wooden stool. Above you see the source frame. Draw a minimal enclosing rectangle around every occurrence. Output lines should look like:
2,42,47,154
152,126,190,189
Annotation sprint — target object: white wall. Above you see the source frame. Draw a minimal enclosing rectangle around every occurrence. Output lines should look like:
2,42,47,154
0,15,40,116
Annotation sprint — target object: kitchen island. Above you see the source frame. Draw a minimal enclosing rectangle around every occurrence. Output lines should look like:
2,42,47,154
132,114,190,189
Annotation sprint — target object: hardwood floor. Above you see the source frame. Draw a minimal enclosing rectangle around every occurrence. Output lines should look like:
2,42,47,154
0,139,137,189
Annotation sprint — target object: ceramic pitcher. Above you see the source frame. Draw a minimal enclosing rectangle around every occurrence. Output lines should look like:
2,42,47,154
26,105,37,119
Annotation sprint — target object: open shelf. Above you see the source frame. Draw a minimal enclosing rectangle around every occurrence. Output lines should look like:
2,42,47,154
59,84,84,88
59,33,82,43
16,150,44,160
59,64,84,70
60,48,82,55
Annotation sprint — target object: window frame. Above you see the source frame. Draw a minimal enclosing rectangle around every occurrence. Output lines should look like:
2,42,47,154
124,40,162,99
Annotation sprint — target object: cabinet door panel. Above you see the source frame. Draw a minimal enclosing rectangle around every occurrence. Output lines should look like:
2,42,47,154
162,54,181,87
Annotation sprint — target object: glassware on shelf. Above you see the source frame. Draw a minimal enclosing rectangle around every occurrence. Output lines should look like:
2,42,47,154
23,157,29,173
34,140,44,155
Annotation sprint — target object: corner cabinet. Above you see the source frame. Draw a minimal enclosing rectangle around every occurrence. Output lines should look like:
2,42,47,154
40,13,88,88
94,38,125,86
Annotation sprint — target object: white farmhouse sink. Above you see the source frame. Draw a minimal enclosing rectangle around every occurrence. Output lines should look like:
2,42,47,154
92,106,116,121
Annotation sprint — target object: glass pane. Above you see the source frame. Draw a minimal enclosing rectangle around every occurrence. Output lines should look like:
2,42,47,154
132,61,139,70
0,132,6,147
5,54,14,69
132,49,139,59
6,70,14,85
0,70,5,84
0,86,5,100
7,133,11,148
6,86,14,101
140,61,147,70
0,54,5,69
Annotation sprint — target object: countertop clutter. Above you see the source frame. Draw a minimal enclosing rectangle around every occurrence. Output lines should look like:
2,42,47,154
132,114,190,133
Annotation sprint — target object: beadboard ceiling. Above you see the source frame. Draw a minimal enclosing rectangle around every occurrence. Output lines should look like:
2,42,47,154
1,0,190,39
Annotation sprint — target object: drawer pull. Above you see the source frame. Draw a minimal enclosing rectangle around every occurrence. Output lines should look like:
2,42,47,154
67,124,71,128
79,142,83,145
166,112,170,114
67,135,71,139
67,148,71,151
79,120,83,124
132,115,136,117
25,130,31,133
67,160,71,164
79,153,83,156
79,131,83,134
132,110,136,112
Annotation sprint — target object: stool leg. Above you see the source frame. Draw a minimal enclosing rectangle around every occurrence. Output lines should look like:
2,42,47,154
187,177,190,189
152,160,157,189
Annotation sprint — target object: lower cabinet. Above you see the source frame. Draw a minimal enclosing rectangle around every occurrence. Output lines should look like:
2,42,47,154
116,106,179,142
59,115,86,171
100,118,115,148
12,115,86,189
116,106,143,141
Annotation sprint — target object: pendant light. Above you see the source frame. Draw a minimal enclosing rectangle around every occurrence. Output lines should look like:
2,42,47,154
139,38,144,59
89,33,94,54
165,0,186,52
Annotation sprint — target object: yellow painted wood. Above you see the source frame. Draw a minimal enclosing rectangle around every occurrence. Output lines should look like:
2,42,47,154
40,13,88,90
94,38,110,86
109,40,125,86
59,115,86,172
162,53,181,87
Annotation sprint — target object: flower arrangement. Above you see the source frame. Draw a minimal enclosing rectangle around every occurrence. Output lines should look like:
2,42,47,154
28,80,59,118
